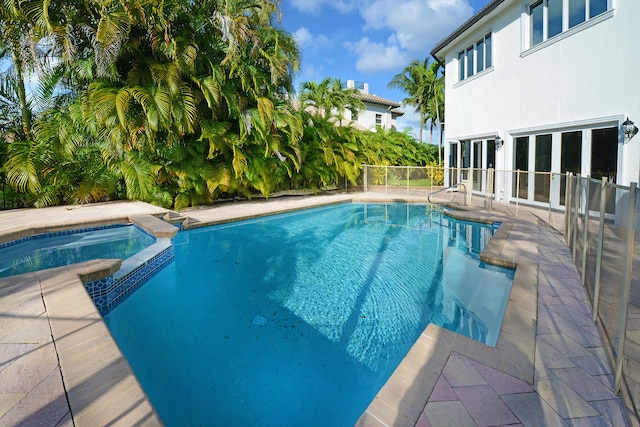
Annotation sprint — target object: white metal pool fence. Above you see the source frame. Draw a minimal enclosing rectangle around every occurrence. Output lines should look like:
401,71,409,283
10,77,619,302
564,174,639,420
360,164,640,419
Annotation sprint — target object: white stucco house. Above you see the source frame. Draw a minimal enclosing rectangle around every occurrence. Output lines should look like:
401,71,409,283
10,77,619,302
342,80,404,131
431,0,639,210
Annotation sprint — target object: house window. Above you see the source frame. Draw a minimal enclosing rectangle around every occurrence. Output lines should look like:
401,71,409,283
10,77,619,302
534,134,552,202
591,127,618,183
530,1,544,45
449,143,459,185
458,33,492,82
375,114,382,126
560,131,582,205
530,0,610,46
569,0,586,28
476,39,485,72
547,0,563,38
461,140,471,168
568,0,608,28
590,0,607,17
513,137,529,199
466,47,474,78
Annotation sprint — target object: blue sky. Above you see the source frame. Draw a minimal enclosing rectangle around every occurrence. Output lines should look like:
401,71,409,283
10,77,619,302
280,0,492,137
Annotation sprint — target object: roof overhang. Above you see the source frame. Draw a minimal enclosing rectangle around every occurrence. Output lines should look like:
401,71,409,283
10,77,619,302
359,93,402,108
430,0,515,62
391,108,404,118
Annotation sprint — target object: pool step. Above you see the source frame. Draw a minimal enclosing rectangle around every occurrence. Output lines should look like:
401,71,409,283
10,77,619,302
157,211,201,229
163,211,187,224
130,215,179,239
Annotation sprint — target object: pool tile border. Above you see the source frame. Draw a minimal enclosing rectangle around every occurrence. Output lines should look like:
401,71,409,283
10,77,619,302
0,217,135,246
105,241,174,314
0,215,177,315
0,223,136,250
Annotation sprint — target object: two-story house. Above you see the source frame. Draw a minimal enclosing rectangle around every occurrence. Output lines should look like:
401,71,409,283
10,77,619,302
342,80,404,131
431,0,639,210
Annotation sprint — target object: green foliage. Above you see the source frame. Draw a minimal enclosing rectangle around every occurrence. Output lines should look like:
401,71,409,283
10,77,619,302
427,163,445,186
0,0,433,209
388,58,444,146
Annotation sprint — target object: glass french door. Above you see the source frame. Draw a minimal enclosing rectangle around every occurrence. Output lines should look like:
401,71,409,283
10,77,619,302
512,125,619,210
560,131,582,206
534,134,552,203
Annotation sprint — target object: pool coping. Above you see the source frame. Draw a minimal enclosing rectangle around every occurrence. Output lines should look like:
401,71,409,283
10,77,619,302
0,196,538,426
0,212,178,426
40,261,162,425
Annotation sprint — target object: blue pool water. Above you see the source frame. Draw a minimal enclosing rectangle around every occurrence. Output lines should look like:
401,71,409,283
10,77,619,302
0,225,156,278
104,203,514,426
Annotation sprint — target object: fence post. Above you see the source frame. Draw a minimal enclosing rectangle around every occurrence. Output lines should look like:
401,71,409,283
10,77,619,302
572,175,581,262
592,177,608,323
516,170,521,218
364,165,368,193
614,182,638,393
468,168,473,205
548,173,553,224
581,177,591,286
487,168,494,210
406,166,410,195
385,166,388,194
565,172,572,241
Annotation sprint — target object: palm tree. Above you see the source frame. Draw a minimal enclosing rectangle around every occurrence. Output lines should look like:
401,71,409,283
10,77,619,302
327,78,363,126
299,78,333,119
388,58,433,143
0,0,36,141
299,77,363,124
424,61,445,163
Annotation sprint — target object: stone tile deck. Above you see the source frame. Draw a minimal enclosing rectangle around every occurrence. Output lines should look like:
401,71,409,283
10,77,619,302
0,192,636,426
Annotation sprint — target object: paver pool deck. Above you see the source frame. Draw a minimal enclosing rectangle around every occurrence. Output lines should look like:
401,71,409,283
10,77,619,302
0,193,636,426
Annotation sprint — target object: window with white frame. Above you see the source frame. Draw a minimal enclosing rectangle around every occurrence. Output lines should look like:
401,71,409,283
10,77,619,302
529,0,610,47
458,33,492,82
375,114,382,126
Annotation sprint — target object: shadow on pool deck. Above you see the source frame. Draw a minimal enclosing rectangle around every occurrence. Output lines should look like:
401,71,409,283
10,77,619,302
0,192,635,426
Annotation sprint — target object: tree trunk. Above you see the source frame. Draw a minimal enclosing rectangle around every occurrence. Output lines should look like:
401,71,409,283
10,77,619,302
10,35,31,140
429,122,433,146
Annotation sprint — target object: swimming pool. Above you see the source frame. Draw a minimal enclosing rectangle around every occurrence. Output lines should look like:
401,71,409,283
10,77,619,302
0,225,156,278
104,203,514,426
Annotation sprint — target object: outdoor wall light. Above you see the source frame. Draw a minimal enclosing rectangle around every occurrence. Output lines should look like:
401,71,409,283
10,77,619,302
495,135,503,148
622,117,638,140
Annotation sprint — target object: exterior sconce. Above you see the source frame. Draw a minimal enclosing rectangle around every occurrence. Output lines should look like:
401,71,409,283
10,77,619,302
622,117,638,141
495,135,503,148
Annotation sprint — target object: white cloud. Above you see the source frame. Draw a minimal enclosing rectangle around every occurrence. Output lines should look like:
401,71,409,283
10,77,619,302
289,0,322,13
293,27,329,50
344,37,410,73
289,0,361,14
293,27,313,47
301,64,324,81
291,0,473,48
288,0,475,78
361,0,474,53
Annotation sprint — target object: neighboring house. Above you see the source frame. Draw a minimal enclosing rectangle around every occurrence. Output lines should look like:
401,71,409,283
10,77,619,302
431,0,639,210
342,80,404,131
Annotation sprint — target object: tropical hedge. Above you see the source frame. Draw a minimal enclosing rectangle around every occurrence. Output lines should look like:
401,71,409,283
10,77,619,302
0,0,438,210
